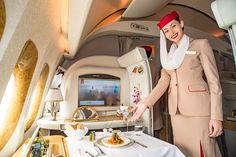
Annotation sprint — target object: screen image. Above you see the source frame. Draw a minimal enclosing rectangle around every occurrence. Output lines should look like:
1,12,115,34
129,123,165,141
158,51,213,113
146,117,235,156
78,74,120,106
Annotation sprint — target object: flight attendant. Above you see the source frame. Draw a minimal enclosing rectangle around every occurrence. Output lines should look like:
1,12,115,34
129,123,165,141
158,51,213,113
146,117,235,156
131,11,223,157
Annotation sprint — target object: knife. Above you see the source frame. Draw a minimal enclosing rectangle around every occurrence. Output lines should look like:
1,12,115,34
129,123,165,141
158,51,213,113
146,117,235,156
94,142,106,155
133,140,148,148
85,151,95,157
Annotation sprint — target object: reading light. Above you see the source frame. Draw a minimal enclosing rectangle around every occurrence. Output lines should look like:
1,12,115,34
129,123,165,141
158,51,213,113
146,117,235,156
45,88,63,121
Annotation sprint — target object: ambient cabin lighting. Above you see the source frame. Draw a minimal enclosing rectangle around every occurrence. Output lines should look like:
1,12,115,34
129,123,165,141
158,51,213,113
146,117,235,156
60,0,69,54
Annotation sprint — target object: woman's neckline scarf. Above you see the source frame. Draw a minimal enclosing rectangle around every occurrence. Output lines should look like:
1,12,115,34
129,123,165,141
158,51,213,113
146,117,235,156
160,31,189,70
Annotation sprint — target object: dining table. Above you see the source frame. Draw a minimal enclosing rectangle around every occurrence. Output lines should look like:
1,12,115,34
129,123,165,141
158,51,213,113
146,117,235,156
66,131,185,157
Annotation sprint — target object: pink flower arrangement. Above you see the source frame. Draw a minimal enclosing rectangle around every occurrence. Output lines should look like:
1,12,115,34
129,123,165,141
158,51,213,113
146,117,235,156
132,86,141,105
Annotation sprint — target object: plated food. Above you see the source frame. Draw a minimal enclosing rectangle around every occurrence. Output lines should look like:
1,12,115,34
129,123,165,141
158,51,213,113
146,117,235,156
99,132,132,148
107,132,124,145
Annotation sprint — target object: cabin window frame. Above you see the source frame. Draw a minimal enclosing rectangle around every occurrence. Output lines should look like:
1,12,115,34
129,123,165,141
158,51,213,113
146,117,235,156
25,63,49,132
0,0,6,40
0,40,38,150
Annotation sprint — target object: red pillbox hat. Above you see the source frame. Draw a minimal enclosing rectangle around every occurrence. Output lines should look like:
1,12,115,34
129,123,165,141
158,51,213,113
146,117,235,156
157,11,179,29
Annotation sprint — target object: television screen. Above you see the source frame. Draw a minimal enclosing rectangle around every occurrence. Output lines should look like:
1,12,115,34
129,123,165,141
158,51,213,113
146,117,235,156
78,74,120,106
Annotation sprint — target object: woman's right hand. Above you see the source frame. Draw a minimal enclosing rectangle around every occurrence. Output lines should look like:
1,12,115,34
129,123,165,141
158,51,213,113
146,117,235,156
130,102,148,122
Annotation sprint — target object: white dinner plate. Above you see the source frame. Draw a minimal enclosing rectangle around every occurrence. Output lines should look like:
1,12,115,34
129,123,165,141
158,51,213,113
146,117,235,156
99,136,132,148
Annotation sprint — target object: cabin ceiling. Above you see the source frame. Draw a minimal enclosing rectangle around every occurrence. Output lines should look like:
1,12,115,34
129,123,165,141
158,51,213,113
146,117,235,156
149,3,225,37
66,0,132,58
66,0,227,59
169,0,225,37
172,0,215,18
119,0,224,37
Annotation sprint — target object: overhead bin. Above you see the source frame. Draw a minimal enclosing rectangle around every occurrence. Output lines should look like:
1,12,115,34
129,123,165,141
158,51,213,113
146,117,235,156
122,0,170,18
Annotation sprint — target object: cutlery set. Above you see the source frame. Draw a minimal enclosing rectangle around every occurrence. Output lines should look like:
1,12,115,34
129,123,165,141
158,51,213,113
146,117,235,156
82,143,106,157
94,142,106,155
84,150,95,157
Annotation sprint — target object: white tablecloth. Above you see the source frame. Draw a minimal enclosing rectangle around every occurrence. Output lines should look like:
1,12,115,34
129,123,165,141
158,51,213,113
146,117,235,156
66,132,185,157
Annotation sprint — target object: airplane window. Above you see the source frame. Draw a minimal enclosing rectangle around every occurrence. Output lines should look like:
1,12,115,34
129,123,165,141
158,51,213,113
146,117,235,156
0,40,38,150
25,63,49,132
0,0,6,40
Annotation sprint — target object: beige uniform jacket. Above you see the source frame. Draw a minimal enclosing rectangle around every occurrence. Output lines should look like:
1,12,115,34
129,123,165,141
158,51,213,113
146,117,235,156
144,38,223,121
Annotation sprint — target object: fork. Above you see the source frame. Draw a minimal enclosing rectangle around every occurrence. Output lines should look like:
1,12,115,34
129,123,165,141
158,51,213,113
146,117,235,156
94,143,106,155
85,151,95,157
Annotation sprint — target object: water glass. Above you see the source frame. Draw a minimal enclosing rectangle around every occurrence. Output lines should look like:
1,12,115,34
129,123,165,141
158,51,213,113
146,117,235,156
134,118,144,136
119,105,133,136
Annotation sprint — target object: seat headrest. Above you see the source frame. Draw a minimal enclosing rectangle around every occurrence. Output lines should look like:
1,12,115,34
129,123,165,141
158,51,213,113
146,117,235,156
211,0,236,29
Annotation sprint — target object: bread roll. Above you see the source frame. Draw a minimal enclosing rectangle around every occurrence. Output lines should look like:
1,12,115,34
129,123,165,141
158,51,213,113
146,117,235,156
65,124,76,131
65,123,84,131
76,124,84,130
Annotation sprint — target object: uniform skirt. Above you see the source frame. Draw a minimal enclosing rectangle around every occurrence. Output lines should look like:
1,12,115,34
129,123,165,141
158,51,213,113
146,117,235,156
171,114,222,157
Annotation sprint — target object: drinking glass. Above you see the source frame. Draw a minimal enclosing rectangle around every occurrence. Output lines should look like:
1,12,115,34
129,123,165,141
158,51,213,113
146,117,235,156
134,117,144,136
120,106,133,135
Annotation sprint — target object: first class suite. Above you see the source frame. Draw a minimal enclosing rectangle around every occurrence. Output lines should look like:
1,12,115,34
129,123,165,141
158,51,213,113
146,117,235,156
0,0,236,156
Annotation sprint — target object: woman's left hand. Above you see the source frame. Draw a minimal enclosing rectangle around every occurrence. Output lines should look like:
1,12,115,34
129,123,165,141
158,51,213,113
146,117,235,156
209,119,223,137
